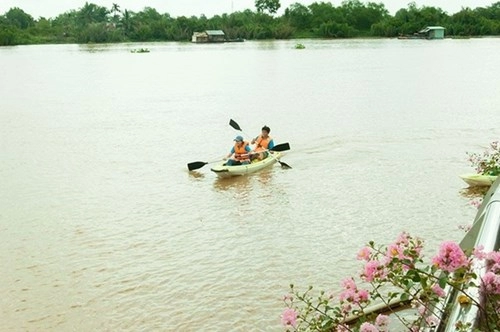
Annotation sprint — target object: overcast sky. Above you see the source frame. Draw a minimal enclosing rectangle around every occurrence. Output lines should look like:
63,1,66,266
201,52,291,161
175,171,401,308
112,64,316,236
0,0,495,19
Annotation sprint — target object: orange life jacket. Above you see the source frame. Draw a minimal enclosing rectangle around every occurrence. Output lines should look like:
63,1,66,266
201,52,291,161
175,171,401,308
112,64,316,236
254,135,272,152
234,142,250,161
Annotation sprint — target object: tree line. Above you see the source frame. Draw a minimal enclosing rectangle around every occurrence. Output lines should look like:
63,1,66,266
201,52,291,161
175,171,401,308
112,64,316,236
1,0,500,46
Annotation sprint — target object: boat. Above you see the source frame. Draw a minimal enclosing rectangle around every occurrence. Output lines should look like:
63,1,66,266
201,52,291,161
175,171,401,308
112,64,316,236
226,38,245,43
131,48,150,53
460,173,498,187
211,152,282,178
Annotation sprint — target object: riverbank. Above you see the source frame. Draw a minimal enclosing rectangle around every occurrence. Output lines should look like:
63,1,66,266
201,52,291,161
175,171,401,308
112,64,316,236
2,2,500,46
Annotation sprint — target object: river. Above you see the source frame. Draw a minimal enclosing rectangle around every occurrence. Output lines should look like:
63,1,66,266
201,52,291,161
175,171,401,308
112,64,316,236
1,38,499,331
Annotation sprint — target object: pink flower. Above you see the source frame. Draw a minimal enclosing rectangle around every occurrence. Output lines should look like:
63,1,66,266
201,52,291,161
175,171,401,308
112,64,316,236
336,324,350,332
431,241,469,273
425,315,439,327
358,289,370,302
491,263,500,274
375,314,390,331
339,288,356,302
362,260,386,282
386,243,404,259
473,245,486,260
431,284,446,297
338,278,370,305
281,308,298,327
341,303,352,314
417,305,426,316
481,272,500,295
487,251,500,265
341,277,356,290
396,232,410,245
357,246,372,261
385,233,423,266
360,322,379,332
470,199,482,209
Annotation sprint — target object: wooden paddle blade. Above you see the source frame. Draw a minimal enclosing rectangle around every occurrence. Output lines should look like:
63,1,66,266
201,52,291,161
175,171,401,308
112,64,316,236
271,142,290,152
229,119,242,131
187,161,208,171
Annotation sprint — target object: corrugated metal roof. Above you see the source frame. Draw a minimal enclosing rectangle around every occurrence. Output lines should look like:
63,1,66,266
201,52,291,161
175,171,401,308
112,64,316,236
419,26,446,33
206,30,225,35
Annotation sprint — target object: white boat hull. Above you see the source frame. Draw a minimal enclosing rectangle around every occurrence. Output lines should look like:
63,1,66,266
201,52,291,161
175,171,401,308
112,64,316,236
460,173,498,187
211,152,282,178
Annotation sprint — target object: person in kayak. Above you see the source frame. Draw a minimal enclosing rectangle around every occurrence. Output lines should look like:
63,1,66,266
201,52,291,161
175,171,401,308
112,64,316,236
251,125,275,160
224,135,252,166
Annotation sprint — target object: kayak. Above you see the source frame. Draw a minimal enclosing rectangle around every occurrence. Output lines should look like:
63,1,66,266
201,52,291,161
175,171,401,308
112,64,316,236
211,152,282,178
459,173,498,187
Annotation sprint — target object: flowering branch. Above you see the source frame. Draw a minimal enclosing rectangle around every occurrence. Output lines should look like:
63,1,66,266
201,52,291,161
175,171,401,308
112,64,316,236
466,141,500,176
282,232,500,331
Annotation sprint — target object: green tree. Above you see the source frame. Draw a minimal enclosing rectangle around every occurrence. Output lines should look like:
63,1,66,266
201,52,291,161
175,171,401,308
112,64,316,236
284,3,312,30
309,2,344,27
255,0,281,15
340,0,388,32
76,2,109,27
450,8,482,35
0,23,17,45
4,7,34,29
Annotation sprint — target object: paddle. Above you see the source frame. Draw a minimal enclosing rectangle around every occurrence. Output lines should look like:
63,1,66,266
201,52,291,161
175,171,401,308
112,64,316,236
228,119,292,169
187,159,224,171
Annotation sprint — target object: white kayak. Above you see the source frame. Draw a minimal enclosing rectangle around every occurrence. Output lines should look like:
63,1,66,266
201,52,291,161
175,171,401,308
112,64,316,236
211,152,282,178
460,173,498,187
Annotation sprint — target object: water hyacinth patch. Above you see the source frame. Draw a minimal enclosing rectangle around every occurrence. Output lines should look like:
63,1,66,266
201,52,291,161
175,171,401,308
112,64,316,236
282,232,500,331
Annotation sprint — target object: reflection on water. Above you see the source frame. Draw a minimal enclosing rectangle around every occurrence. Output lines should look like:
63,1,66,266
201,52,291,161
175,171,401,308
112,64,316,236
187,170,205,180
459,186,489,199
212,168,274,192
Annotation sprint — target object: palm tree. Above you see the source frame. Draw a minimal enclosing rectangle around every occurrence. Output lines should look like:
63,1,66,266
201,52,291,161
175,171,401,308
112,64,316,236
121,9,132,35
111,3,121,25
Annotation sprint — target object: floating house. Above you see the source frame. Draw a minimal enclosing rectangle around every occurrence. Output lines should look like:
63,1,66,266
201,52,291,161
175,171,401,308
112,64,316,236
191,30,226,43
418,26,445,39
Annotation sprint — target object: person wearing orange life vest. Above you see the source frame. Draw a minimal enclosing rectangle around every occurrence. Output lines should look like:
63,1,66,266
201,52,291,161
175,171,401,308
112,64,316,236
251,125,275,160
224,135,252,166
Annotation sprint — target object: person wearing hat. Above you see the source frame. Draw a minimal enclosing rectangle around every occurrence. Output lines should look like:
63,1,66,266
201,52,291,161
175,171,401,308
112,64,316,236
224,135,252,166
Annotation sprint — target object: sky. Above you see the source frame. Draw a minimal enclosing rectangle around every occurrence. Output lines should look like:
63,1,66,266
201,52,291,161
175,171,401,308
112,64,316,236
0,0,496,19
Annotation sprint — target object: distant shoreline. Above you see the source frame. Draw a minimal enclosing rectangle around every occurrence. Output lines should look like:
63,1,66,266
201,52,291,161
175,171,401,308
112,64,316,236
4,35,500,49
2,2,499,46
